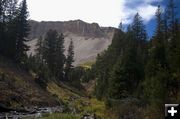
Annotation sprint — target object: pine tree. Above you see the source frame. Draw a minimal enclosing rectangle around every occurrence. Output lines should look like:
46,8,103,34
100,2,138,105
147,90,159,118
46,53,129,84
166,0,179,72
0,0,19,58
0,0,5,54
35,36,44,63
55,33,65,81
167,0,176,35
6,0,18,21
42,30,66,81
108,46,144,99
0,0,2,18
172,20,180,72
95,53,110,100
43,29,58,75
131,13,148,64
15,0,30,63
5,0,18,58
131,13,147,45
65,39,74,80
165,0,180,99
0,0,3,53
144,6,168,106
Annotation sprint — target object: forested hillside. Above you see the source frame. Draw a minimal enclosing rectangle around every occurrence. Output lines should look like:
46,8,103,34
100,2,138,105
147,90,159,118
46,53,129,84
94,1,180,118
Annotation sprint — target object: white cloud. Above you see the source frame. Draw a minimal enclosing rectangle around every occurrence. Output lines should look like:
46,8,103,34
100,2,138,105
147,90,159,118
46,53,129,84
120,0,163,25
27,0,162,27
138,5,157,22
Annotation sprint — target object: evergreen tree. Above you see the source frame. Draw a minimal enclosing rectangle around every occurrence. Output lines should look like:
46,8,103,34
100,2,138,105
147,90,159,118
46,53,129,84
0,0,5,54
165,0,180,99
42,30,66,81
65,39,74,80
95,53,110,100
95,30,126,100
108,46,144,99
15,0,30,63
0,0,19,58
167,0,176,35
131,13,147,45
43,29,58,75
0,0,3,53
35,36,44,63
166,0,179,72
5,0,18,58
55,33,65,81
6,0,18,21
144,6,168,106
131,13,148,65
172,20,180,73
0,0,2,19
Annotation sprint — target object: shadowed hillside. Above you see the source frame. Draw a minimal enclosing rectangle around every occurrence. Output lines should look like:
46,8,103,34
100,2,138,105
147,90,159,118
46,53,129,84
0,57,61,109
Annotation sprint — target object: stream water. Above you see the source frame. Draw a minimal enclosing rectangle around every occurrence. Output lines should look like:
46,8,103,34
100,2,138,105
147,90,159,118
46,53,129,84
0,107,63,119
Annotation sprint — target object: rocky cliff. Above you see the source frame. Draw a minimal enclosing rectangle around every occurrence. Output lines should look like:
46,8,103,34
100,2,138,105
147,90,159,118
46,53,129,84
27,20,116,65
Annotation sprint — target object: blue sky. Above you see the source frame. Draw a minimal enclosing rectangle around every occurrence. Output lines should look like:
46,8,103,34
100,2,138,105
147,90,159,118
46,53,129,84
146,0,180,37
121,0,180,37
27,0,179,37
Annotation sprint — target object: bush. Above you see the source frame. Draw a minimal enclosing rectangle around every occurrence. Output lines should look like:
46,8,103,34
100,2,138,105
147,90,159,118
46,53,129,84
105,98,144,119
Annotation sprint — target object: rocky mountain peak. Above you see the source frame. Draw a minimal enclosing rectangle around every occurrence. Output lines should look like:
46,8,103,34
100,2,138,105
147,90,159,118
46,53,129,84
27,20,117,65
28,20,115,39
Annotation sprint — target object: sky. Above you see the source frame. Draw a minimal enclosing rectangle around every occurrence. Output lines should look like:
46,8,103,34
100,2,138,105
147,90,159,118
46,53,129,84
27,0,179,37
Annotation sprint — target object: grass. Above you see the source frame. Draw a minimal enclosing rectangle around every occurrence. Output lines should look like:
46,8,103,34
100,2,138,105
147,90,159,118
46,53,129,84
46,80,109,118
41,113,81,119
23,113,81,119
85,98,105,117
79,61,95,69
47,82,80,103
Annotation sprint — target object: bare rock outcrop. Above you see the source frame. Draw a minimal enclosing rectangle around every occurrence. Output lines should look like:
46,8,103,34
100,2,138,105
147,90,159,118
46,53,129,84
27,20,116,65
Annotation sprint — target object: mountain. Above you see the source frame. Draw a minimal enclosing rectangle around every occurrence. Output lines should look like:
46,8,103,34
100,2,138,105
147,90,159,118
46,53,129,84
27,20,116,65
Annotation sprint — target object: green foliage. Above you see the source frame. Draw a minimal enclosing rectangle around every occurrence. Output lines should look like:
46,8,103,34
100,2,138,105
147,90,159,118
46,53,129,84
68,67,84,89
0,0,29,63
95,13,147,100
65,39,74,80
35,36,44,63
43,29,59,74
144,70,168,105
105,99,143,119
81,67,95,83
132,13,147,43
108,47,144,99
95,30,127,100
94,2,180,118
15,0,30,63
42,30,65,81
55,33,66,80
108,60,129,99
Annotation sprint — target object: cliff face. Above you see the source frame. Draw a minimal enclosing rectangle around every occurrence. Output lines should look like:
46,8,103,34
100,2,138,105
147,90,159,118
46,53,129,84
27,20,116,65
